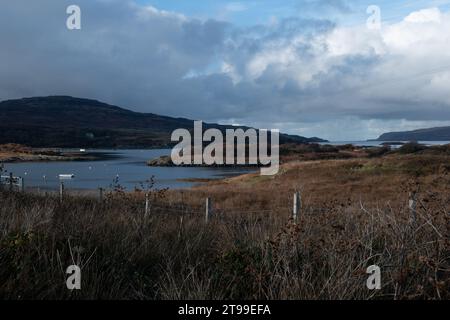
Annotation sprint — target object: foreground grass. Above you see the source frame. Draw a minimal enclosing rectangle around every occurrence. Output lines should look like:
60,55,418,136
0,154,449,300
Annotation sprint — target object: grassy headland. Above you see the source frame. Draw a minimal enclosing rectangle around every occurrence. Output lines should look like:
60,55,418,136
0,144,101,163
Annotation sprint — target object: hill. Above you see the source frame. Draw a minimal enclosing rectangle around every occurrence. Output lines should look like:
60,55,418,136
0,96,326,148
375,126,450,141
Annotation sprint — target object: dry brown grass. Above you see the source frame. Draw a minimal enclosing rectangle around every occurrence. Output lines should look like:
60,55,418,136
173,154,450,211
0,154,449,300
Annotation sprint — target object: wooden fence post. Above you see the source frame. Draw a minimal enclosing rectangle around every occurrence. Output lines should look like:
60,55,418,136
409,191,417,223
144,193,150,217
59,182,64,202
205,197,212,223
98,187,103,202
9,172,13,191
293,192,301,223
21,177,24,192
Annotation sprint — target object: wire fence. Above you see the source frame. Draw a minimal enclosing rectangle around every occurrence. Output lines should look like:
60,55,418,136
0,177,421,225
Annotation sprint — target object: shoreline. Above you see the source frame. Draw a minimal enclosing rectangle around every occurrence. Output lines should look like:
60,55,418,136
3,142,450,192
0,148,121,164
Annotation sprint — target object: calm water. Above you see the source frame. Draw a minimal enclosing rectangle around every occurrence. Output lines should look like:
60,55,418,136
2,149,254,191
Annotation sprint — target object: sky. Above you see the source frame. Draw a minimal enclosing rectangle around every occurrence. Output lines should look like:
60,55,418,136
1,0,450,140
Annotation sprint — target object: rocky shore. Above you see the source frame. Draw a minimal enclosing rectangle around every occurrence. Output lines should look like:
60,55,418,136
0,144,98,163
146,155,261,168
147,155,174,167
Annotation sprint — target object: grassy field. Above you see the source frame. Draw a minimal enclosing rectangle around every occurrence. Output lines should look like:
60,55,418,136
0,150,449,300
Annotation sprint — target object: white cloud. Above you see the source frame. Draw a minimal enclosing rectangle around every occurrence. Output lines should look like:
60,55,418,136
404,7,441,23
220,8,450,127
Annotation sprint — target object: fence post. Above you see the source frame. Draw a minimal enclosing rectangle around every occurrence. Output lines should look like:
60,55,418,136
98,187,103,202
21,177,24,192
59,182,64,202
9,172,13,191
205,197,212,223
409,191,417,223
293,192,301,223
144,193,150,217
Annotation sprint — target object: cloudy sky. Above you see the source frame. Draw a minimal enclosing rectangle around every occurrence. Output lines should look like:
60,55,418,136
1,0,450,140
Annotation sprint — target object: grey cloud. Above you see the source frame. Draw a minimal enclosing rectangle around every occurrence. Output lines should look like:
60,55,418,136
0,0,229,116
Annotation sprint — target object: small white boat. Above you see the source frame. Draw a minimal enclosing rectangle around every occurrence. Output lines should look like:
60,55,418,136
59,174,75,179
79,149,86,152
